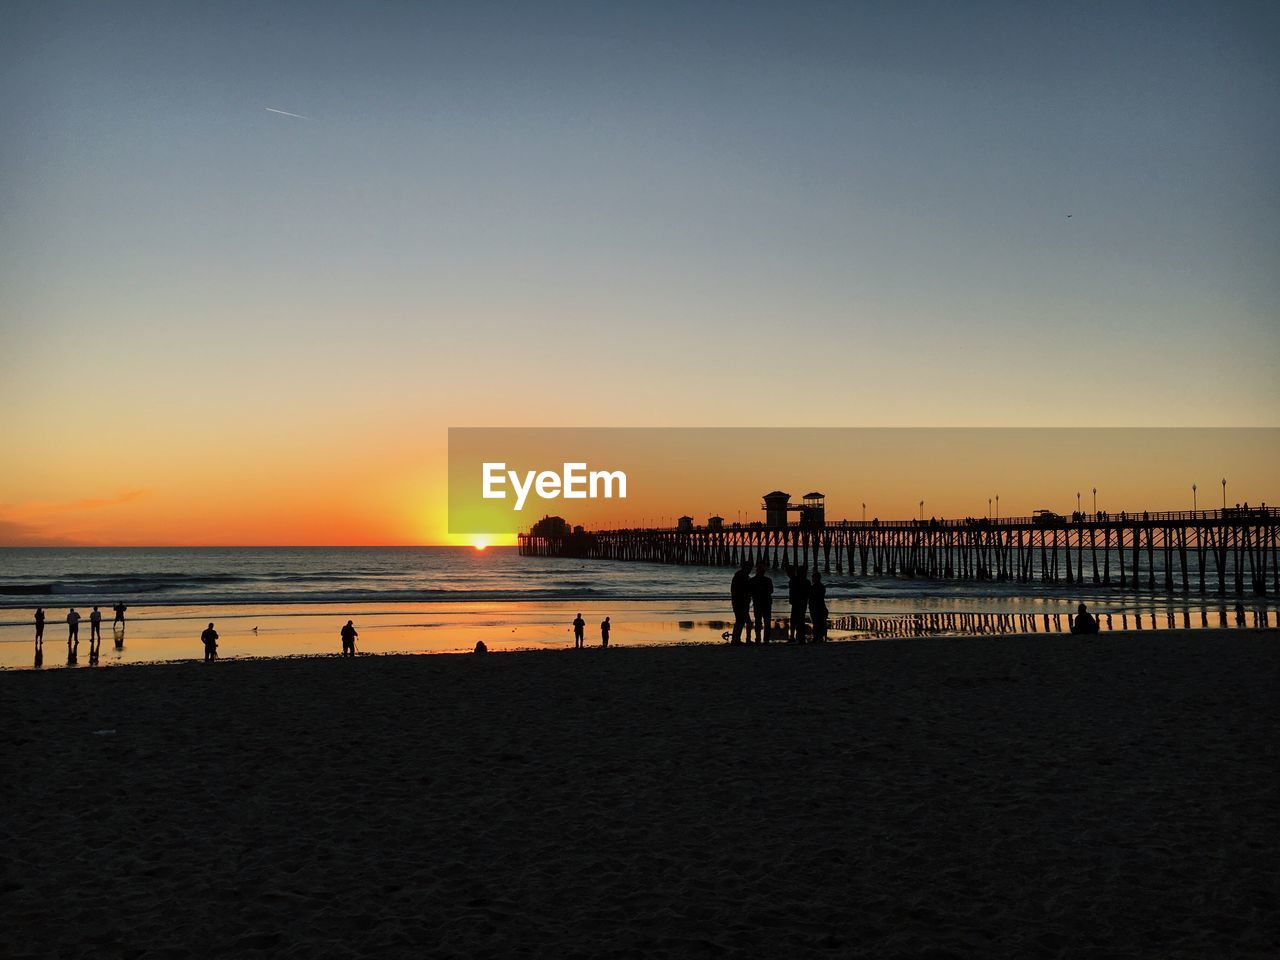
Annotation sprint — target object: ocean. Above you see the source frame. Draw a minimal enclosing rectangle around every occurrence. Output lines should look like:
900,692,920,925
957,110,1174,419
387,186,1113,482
0,547,1273,669
0,544,1256,609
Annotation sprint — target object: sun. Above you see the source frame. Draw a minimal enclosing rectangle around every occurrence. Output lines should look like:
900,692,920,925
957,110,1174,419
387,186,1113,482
471,536,489,551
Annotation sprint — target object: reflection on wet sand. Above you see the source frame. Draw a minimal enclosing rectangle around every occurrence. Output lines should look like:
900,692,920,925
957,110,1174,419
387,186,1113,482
832,605,1275,639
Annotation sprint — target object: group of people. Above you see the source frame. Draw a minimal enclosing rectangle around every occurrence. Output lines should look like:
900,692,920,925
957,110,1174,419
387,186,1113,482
730,560,828,644
37,592,1216,668
571,613,610,648
33,603,128,665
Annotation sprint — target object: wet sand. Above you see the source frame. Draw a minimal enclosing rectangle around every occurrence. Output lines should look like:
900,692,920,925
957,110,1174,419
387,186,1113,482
5,599,1274,670
2,630,1277,958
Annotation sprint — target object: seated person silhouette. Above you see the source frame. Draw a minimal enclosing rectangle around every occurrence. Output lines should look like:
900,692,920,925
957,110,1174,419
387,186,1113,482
1070,603,1100,635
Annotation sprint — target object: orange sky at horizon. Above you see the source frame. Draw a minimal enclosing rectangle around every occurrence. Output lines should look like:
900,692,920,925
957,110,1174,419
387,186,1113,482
2,427,1275,547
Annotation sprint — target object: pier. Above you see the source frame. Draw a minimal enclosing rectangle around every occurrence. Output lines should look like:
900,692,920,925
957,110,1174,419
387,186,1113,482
518,497,1279,596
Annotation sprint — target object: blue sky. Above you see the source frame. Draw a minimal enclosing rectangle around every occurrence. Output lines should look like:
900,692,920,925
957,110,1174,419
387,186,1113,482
1,2,1277,460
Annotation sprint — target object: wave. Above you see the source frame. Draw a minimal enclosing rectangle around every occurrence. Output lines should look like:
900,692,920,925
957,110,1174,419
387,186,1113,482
0,587,725,610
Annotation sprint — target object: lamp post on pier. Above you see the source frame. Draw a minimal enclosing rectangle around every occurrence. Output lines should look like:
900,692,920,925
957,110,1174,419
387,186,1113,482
919,500,924,521
1221,478,1227,510
995,494,999,521
1192,483,1197,512
1076,491,1081,516
1092,487,1097,515
861,502,866,523
988,498,992,518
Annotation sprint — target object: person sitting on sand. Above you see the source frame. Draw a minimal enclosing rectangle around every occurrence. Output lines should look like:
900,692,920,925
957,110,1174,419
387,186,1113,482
340,620,358,657
572,613,586,649
201,623,219,661
1070,603,1099,635
750,562,773,643
600,615,611,648
66,608,81,645
730,559,753,645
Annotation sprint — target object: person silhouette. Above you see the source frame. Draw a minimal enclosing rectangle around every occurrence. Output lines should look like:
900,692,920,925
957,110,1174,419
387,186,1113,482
66,608,81,646
34,607,45,646
201,622,219,661
788,567,810,643
89,606,103,650
1234,602,1246,627
1070,603,1099,635
809,570,828,643
730,559,753,645
340,620,358,657
572,613,586,649
600,615,611,648
750,562,773,643
113,601,128,628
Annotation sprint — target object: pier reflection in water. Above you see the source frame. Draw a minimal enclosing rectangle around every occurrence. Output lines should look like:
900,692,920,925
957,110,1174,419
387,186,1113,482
830,605,1275,640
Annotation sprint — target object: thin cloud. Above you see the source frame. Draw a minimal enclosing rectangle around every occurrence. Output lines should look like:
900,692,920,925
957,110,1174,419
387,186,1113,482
50,490,151,514
265,107,309,120
0,518,79,547
0,490,151,546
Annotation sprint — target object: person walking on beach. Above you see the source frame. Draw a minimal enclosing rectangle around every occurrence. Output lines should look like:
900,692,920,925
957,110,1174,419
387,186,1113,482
600,615,611,648
34,607,45,646
1070,603,1099,635
730,559,753,644
750,562,773,643
340,620,358,657
66,608,81,645
787,567,810,643
809,570,828,643
201,622,219,661
572,613,586,649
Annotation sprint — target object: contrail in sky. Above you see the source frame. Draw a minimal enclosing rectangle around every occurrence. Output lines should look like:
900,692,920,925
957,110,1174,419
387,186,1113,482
265,107,308,119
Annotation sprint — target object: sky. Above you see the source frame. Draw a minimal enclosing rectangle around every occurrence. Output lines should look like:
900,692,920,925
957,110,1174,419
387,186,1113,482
1,1,1277,545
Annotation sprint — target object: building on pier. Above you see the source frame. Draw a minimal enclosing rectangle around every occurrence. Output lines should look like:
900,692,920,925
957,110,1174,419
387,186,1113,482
761,490,826,529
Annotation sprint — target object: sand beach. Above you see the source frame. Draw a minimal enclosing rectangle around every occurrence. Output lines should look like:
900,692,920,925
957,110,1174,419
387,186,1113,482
2,629,1276,958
